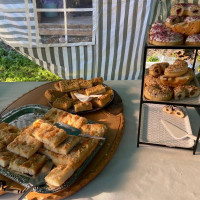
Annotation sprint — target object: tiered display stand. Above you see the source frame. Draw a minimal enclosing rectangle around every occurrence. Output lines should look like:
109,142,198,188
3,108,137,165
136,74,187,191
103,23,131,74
137,44,200,155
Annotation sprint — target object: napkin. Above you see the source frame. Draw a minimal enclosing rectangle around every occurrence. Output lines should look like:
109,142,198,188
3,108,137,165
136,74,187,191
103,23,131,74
74,93,102,102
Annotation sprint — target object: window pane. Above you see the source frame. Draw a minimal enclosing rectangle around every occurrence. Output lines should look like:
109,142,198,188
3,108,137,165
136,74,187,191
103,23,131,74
37,12,66,44
67,11,92,43
66,0,92,8
36,0,63,9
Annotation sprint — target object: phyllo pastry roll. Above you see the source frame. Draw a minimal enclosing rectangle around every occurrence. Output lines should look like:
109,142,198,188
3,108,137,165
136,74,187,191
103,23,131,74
7,134,42,159
32,119,68,148
85,84,106,96
45,164,74,187
44,135,81,155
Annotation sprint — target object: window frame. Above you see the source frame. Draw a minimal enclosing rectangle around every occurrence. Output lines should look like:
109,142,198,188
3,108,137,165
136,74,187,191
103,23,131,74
32,0,97,47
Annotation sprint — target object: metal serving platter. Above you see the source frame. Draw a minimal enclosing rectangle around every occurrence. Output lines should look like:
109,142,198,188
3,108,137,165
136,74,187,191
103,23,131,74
0,104,105,193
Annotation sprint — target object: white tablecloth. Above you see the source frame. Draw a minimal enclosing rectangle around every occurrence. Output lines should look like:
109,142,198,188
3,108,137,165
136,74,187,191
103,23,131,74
0,81,200,200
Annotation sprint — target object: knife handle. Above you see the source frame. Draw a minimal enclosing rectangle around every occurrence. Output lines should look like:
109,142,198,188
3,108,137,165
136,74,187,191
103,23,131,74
18,186,34,200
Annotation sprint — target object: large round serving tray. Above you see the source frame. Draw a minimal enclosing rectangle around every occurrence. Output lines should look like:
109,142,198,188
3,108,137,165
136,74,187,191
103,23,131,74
0,81,124,200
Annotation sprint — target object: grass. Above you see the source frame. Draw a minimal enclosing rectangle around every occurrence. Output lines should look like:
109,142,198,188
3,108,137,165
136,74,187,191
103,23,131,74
0,42,61,82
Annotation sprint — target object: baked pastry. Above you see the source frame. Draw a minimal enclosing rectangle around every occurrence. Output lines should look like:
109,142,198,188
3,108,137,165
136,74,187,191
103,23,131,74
85,84,106,96
81,124,107,137
149,62,169,77
144,85,173,101
149,26,184,46
174,86,186,100
7,134,42,159
184,85,200,98
92,77,103,86
44,89,65,102
173,107,185,118
162,105,174,114
44,135,81,155
160,68,194,87
45,164,74,187
19,154,46,175
58,80,80,92
78,80,93,89
32,119,68,148
144,75,161,86
91,93,111,107
171,3,200,17
185,33,200,46
54,82,61,91
9,155,27,172
105,86,114,97
164,62,188,78
0,151,14,167
74,101,93,112
70,89,86,100
60,113,88,129
149,22,171,35
52,94,73,110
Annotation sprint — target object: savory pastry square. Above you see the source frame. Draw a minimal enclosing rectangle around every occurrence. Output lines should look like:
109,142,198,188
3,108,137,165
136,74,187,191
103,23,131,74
44,135,81,155
85,84,106,96
79,80,93,89
0,151,15,167
91,93,111,108
92,77,103,86
20,154,47,175
60,113,88,129
52,94,73,110
32,120,68,148
45,164,74,187
39,148,71,166
9,155,27,173
70,89,86,100
81,123,107,137
59,80,80,92
44,89,65,102
105,86,114,96
74,101,93,112
7,134,42,159
0,122,19,133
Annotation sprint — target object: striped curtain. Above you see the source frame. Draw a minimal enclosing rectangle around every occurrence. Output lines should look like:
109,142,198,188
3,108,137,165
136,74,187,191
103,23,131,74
0,0,155,80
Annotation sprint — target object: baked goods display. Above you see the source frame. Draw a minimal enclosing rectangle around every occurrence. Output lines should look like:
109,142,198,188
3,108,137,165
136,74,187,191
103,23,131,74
0,108,107,187
144,59,200,101
149,3,200,46
162,105,185,118
44,77,114,113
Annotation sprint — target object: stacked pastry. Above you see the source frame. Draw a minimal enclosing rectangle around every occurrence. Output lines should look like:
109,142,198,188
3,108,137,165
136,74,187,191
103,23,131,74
149,3,200,46
0,108,107,187
144,59,200,101
44,77,114,112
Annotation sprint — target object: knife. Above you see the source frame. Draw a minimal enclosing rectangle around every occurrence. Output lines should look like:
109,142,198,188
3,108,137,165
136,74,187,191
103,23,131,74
18,161,53,200
161,119,197,140
55,122,105,140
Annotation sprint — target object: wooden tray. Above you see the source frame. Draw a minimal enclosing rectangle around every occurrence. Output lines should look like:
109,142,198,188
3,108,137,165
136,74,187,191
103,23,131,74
0,81,124,200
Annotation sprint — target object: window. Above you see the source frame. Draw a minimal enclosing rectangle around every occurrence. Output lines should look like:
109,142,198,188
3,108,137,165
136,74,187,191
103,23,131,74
34,0,96,46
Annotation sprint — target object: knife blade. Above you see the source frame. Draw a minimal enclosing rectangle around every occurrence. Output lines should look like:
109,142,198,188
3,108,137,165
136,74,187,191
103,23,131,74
161,119,196,140
55,122,105,140
18,161,53,200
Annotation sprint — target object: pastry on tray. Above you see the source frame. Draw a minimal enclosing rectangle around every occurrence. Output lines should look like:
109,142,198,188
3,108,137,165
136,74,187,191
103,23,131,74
162,105,185,118
44,89,65,103
91,93,112,107
74,101,93,112
85,84,106,96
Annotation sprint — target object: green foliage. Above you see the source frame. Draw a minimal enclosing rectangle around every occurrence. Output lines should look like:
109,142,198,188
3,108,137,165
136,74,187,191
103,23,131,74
0,43,61,82
147,55,159,62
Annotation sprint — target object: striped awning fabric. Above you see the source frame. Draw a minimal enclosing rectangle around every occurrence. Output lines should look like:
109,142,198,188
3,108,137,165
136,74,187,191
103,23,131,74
1,0,198,80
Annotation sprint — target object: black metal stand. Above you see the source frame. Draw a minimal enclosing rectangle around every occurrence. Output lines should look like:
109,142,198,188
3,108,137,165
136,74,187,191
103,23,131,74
137,44,200,155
